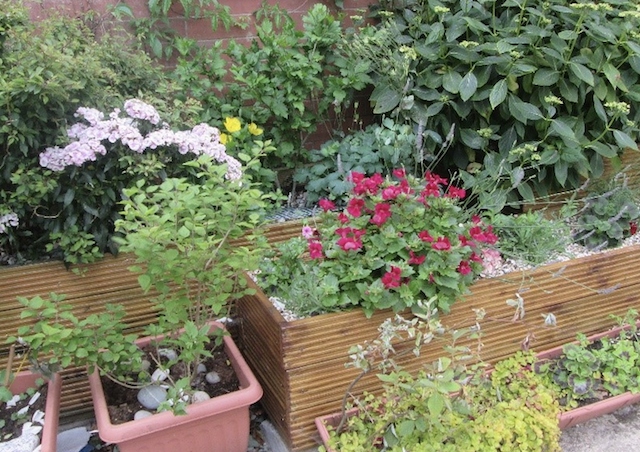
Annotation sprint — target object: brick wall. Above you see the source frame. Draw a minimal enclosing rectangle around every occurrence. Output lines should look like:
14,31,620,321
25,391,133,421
25,0,375,47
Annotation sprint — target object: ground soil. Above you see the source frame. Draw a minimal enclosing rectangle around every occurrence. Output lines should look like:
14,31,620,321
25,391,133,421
0,379,48,441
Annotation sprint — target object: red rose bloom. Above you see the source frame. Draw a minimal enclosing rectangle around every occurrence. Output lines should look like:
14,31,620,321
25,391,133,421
370,203,392,226
381,266,403,288
457,260,472,275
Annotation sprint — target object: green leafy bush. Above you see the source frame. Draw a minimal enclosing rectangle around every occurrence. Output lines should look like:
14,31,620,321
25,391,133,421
0,2,179,263
294,119,423,204
350,0,640,200
574,177,640,249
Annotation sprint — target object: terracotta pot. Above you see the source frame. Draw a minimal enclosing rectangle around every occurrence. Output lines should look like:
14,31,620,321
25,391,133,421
88,321,262,452
536,321,640,429
7,371,62,452
315,408,358,452
237,244,640,451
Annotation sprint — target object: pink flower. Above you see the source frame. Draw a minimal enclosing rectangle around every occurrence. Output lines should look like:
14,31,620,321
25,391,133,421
347,198,365,217
301,226,314,239
382,185,402,200
482,249,502,273
337,236,362,251
631,222,638,235
349,171,365,185
445,186,466,199
308,241,323,259
469,252,483,263
418,231,434,242
393,168,406,179
370,203,392,226
337,213,349,224
408,251,426,265
457,260,472,275
381,266,403,288
458,235,476,247
420,182,441,199
425,171,448,185
318,199,336,212
432,237,451,251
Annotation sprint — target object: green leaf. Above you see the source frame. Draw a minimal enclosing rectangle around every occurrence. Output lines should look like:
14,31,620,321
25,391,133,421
533,69,560,86
138,274,152,292
459,71,478,101
508,96,544,123
587,142,617,158
490,79,508,109
372,89,402,114
178,226,191,238
443,71,463,94
569,62,594,86
550,119,578,145
603,63,628,92
612,130,639,150
428,392,445,417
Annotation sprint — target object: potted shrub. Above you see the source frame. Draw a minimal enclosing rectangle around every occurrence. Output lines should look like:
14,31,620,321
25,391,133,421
14,148,271,452
314,313,561,452
537,310,640,429
0,348,62,452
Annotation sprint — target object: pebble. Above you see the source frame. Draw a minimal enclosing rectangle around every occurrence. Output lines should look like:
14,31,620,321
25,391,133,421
133,410,153,420
158,348,178,361
151,368,169,382
196,363,207,374
137,385,167,410
140,359,151,371
205,371,221,384
191,391,211,403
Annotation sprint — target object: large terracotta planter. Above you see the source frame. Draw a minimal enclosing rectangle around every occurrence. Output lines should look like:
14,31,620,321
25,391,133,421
88,321,262,452
236,244,640,451
6,371,62,452
536,321,640,429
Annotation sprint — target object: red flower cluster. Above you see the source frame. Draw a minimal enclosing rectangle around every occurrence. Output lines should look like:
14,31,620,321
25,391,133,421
335,227,366,251
381,266,403,288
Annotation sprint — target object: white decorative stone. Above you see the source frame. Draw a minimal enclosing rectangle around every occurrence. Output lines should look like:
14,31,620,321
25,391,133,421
205,371,221,384
133,410,153,420
191,391,211,403
158,348,178,361
151,368,169,382
137,385,167,410
196,363,207,374
0,432,39,452
140,359,151,371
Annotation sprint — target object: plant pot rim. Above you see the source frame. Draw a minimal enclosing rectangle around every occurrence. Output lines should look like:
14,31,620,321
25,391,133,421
8,370,62,452
88,321,262,444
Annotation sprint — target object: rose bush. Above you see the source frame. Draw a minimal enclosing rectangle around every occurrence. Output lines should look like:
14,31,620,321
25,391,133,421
261,169,498,316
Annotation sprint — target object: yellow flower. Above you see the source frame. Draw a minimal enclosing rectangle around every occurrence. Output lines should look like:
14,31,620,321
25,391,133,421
224,117,241,133
248,123,264,136
220,133,229,145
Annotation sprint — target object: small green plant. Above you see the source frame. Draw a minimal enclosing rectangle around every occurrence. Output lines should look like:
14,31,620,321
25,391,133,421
491,210,572,265
538,309,640,408
573,176,640,249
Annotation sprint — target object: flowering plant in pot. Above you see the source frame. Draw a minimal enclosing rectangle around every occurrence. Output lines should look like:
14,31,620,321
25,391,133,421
13,149,271,452
261,169,499,317
315,309,561,452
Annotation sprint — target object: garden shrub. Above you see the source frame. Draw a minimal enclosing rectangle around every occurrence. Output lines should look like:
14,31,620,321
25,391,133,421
0,2,196,263
349,0,640,203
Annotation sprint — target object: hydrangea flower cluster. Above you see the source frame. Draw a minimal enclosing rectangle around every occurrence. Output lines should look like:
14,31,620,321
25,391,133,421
0,212,19,234
299,169,499,315
39,99,242,180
